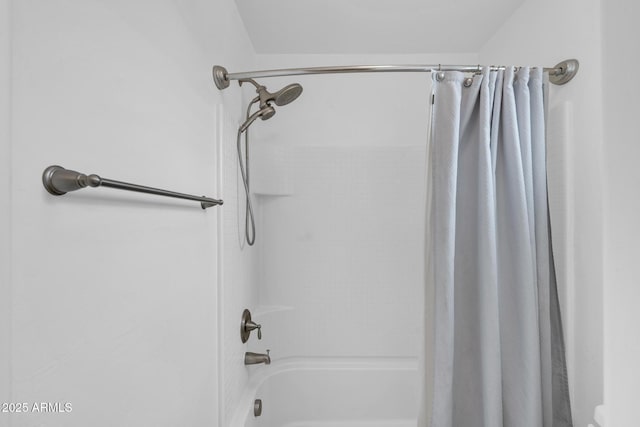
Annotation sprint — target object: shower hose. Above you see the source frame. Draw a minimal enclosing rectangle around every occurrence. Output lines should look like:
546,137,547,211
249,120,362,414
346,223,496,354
237,103,256,246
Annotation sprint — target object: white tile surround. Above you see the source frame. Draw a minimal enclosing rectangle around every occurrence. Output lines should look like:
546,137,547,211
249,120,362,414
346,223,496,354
257,145,426,359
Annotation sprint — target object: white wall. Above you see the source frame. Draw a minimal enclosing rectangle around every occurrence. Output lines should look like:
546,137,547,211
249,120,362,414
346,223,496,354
6,0,254,426
479,1,604,425
0,0,12,426
602,0,640,425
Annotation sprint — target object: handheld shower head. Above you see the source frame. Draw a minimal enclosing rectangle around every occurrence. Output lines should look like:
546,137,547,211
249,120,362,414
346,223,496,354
239,105,276,133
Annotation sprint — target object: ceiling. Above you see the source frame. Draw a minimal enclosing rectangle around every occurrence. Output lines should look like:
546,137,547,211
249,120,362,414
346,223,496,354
235,0,525,54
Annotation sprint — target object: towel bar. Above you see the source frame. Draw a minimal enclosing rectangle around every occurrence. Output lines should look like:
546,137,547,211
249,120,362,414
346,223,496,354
42,165,223,209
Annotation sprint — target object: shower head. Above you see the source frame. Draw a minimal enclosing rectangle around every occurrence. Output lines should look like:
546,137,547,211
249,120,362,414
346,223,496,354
239,104,276,133
240,78,303,107
265,83,303,106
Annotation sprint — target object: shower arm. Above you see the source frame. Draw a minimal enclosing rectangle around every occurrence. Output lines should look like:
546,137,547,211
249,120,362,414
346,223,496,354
239,78,263,90
213,59,579,89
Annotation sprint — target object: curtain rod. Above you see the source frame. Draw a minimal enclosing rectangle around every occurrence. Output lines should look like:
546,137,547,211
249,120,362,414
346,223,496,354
213,59,578,89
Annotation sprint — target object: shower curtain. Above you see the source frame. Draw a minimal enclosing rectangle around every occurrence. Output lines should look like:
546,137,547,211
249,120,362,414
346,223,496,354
421,67,572,427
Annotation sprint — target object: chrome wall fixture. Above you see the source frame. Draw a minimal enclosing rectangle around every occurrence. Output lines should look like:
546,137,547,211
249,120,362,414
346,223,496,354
235,78,303,247
42,165,223,209
254,399,263,417
244,350,271,365
241,309,262,343
240,309,271,366
212,59,579,88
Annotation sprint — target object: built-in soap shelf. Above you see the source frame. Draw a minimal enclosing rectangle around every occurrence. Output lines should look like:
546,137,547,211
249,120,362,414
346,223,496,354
252,305,293,317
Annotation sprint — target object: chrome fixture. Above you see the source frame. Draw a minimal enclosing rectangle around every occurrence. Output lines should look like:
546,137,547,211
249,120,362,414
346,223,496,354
212,59,579,89
240,77,304,108
548,59,580,85
239,104,276,133
244,350,271,365
254,399,263,417
236,77,302,136
235,78,303,246
42,165,222,209
241,309,262,343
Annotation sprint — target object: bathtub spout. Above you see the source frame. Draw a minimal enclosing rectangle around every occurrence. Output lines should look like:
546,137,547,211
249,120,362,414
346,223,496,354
245,350,271,365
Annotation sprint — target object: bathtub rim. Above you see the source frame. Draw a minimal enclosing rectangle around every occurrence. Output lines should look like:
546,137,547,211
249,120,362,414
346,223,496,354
229,356,419,427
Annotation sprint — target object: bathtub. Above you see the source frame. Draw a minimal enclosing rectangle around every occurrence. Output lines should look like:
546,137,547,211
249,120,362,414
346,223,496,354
231,357,418,427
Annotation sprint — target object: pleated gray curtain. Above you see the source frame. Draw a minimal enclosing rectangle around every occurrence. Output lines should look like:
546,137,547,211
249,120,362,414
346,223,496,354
421,67,572,427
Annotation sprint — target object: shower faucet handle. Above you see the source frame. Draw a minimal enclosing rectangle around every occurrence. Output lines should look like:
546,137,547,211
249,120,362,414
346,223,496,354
247,322,262,340
241,309,263,343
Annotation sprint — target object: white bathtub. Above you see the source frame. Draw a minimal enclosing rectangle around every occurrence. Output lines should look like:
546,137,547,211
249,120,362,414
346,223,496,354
231,357,418,427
